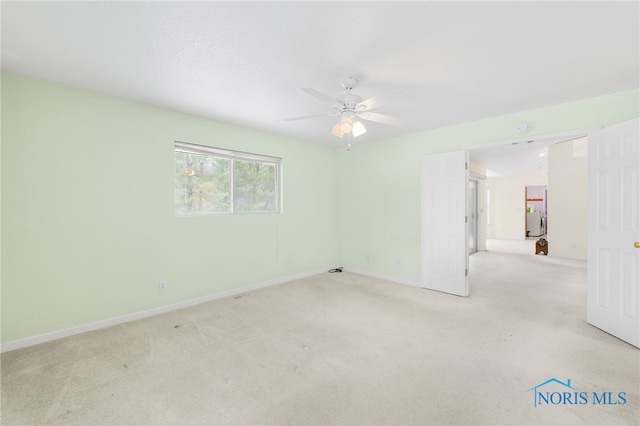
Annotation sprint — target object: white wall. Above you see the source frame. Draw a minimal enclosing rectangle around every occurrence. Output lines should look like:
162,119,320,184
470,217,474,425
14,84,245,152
486,168,548,240
547,138,588,259
485,137,589,259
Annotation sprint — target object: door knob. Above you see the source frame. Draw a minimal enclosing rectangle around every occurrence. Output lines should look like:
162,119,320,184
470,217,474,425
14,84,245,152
635,242,640,248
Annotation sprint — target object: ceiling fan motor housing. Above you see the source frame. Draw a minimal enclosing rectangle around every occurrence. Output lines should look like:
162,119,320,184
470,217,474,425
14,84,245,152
337,93,363,111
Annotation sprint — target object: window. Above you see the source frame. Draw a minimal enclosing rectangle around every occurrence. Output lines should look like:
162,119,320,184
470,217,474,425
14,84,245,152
174,142,281,215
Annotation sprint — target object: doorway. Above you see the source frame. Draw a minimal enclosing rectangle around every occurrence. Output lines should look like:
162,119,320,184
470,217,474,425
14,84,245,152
467,122,639,348
525,185,547,239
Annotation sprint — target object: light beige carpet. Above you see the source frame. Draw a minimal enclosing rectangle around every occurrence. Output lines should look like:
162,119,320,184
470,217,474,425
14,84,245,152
1,251,639,425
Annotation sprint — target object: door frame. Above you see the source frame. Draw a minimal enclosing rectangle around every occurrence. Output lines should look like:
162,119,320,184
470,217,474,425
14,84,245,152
468,178,481,254
467,126,597,250
465,125,640,346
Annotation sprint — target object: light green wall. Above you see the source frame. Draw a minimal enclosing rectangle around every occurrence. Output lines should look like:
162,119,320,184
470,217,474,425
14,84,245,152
336,89,639,284
2,71,638,344
1,72,337,343
548,138,589,259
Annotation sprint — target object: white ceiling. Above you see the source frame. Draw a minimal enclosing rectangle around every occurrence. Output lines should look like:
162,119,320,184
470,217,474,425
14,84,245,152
471,135,580,178
2,1,638,174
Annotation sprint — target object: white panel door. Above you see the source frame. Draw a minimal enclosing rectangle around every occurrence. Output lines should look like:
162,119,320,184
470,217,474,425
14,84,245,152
587,118,640,348
421,151,469,296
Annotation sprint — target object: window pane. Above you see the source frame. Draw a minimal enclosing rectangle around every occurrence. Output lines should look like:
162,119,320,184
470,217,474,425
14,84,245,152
233,160,277,213
174,152,231,213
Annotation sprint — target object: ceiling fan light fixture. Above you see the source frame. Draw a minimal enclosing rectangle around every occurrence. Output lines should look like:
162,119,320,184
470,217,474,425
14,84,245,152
352,121,367,137
338,115,355,134
331,122,345,138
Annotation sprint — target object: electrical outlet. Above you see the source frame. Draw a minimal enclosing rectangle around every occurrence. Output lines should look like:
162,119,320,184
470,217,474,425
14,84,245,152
158,281,167,292
365,255,370,263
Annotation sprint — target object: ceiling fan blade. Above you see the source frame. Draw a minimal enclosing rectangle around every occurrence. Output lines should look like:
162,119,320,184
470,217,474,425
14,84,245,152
357,88,406,111
358,111,405,126
284,112,338,121
301,88,340,107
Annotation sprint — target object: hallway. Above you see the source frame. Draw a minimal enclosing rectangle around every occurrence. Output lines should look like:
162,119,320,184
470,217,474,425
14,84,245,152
485,237,548,256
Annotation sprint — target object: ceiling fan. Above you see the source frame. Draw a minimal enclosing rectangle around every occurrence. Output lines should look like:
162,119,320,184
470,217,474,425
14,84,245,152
285,76,405,138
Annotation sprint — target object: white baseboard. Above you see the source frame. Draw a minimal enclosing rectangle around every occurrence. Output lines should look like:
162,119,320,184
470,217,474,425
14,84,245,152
343,267,422,288
1,268,330,353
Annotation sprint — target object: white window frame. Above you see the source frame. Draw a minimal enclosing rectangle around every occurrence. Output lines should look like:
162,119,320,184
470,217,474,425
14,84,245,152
174,141,282,216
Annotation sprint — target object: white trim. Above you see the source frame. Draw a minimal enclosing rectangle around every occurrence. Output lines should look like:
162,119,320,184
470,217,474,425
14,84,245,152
174,141,282,215
174,141,281,164
469,170,486,180
465,126,598,152
1,268,329,353
343,267,422,289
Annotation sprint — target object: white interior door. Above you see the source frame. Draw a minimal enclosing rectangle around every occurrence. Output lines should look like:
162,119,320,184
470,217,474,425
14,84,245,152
587,118,640,348
421,151,469,296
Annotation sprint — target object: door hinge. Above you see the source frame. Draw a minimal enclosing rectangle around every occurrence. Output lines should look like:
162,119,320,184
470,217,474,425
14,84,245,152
465,162,468,170
465,269,468,277
465,215,468,223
